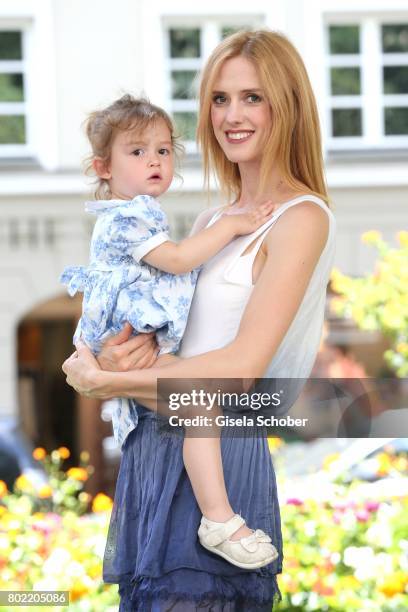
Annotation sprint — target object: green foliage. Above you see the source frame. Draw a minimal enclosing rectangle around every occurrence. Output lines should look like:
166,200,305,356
331,231,408,377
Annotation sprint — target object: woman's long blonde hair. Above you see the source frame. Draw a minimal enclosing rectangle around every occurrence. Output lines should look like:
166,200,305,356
197,29,329,205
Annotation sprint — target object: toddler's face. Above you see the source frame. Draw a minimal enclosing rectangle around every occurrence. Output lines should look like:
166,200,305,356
106,119,174,200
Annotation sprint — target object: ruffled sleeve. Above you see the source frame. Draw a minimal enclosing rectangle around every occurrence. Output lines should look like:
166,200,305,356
60,265,89,296
109,195,171,263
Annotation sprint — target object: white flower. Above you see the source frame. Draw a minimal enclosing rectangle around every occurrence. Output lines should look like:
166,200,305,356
342,510,357,530
352,551,394,582
374,552,394,576
10,547,23,562
366,522,392,548
43,547,71,574
66,561,86,578
399,539,408,551
343,546,374,569
93,535,107,559
307,592,320,610
304,520,316,537
33,577,59,591
330,551,341,565
291,593,306,607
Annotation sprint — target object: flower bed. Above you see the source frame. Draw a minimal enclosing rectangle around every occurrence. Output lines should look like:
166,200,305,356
0,445,407,610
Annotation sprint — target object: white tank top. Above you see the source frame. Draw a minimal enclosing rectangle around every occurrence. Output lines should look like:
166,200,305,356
179,195,336,379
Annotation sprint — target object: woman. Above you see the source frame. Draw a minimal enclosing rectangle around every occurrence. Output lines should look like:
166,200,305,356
63,29,336,611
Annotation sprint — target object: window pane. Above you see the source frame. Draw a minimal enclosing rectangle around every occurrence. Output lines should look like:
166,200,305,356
171,71,197,100
221,26,250,39
384,107,408,135
329,26,360,54
331,67,361,95
0,31,22,60
0,73,24,102
173,112,197,140
0,115,26,143
383,66,408,94
382,24,408,53
332,108,362,136
170,29,200,58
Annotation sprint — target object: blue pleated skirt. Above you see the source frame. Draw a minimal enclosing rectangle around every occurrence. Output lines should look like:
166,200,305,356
103,406,283,611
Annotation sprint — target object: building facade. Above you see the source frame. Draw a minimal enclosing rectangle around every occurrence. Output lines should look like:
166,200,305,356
1,0,407,475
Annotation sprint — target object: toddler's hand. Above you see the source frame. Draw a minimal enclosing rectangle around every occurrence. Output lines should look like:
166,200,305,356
230,201,278,236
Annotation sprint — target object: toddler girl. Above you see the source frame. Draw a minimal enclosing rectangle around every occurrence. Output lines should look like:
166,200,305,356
61,94,278,569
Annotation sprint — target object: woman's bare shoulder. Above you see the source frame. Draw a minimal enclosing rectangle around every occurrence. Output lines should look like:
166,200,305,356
264,198,329,256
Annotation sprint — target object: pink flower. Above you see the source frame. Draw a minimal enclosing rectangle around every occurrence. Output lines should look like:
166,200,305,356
365,500,380,513
32,520,53,535
286,497,304,506
333,500,348,511
356,509,370,523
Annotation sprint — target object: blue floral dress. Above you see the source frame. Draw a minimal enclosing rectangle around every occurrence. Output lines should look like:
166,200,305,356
60,195,198,448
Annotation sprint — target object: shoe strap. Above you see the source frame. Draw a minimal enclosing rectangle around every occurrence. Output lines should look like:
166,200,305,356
240,529,272,552
201,514,245,546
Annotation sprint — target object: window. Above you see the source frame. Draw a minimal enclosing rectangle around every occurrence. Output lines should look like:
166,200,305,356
382,24,408,136
325,19,408,150
165,20,256,151
0,29,28,156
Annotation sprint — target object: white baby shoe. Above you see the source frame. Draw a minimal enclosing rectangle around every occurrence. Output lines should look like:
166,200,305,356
198,514,279,569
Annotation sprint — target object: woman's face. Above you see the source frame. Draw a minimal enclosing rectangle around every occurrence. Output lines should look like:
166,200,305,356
210,56,271,166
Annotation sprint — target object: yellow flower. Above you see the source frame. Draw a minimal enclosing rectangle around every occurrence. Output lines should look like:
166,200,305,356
87,563,101,579
32,447,46,461
376,452,392,476
378,573,407,597
57,447,70,459
15,474,32,491
330,296,346,315
78,492,91,503
396,230,408,247
361,230,382,244
330,268,348,293
67,467,88,482
92,493,113,513
322,453,340,470
70,579,90,602
51,450,61,462
267,437,283,451
381,304,405,330
38,485,53,499
0,480,8,497
395,456,408,472
80,451,90,463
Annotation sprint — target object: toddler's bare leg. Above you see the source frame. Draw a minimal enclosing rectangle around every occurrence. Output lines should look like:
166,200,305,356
183,426,252,539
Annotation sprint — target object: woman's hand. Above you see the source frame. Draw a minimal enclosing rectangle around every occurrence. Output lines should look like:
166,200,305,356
97,323,159,372
62,341,105,398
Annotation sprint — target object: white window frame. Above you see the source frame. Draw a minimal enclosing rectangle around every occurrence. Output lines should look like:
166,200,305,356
325,14,408,151
163,16,264,154
0,24,33,157
0,0,59,169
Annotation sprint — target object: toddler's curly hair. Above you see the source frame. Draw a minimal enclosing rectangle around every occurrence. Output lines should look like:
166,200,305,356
84,94,183,199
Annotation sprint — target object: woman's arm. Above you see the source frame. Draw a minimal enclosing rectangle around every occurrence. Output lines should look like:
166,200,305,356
142,201,276,274
63,202,329,405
